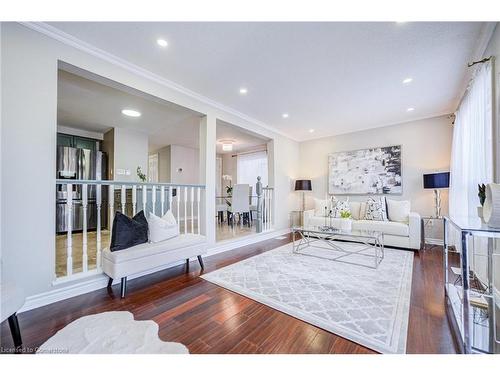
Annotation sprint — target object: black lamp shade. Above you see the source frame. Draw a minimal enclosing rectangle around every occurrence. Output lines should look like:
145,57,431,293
295,179,312,191
423,172,450,189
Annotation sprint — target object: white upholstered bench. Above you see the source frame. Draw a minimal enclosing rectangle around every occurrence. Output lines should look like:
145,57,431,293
102,233,208,298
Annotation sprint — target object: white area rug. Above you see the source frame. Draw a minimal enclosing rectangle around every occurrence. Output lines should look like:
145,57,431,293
201,243,414,354
37,311,189,354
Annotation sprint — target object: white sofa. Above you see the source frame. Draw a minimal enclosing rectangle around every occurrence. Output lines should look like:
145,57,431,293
302,200,421,250
102,233,208,298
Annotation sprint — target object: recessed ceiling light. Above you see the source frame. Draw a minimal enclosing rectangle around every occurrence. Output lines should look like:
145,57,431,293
121,109,141,117
157,39,168,48
402,77,413,84
309,129,315,133
239,88,248,95
282,113,289,118
407,107,415,112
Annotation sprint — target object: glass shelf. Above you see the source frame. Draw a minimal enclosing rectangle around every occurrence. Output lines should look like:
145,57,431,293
444,216,500,354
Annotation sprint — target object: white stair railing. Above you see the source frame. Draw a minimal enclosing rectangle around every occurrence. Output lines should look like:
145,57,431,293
255,176,274,233
55,179,205,282
262,187,274,232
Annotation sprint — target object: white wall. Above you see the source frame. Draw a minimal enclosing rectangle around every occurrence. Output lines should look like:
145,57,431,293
483,24,500,182
1,23,299,299
170,145,200,184
298,116,453,217
113,127,148,182
482,24,500,294
153,144,200,184
269,137,301,229
156,145,171,183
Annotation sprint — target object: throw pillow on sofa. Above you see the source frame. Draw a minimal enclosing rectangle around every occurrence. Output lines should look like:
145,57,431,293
364,197,388,221
332,199,350,218
386,199,411,223
314,198,330,217
348,201,361,220
110,211,149,252
147,210,179,243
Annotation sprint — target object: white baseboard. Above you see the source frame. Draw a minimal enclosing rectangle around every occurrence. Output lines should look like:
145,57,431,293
19,228,291,313
19,275,109,313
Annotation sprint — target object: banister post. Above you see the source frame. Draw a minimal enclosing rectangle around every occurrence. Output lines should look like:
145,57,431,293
256,176,263,233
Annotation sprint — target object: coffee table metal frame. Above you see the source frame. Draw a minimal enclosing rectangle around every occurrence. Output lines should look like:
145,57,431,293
292,226,385,269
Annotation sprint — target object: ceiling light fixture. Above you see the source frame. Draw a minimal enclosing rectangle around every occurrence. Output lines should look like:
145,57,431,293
220,140,234,152
239,88,248,95
157,39,168,48
282,113,289,118
309,129,315,133
407,107,415,112
121,109,141,117
402,77,413,84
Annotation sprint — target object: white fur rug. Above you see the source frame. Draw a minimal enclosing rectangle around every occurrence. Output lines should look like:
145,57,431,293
202,243,413,354
37,311,189,354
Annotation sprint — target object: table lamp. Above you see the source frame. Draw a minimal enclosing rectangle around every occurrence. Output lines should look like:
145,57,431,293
423,172,450,218
295,179,312,211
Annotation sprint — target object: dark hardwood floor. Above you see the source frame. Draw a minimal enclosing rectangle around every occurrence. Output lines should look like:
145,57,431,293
0,235,457,354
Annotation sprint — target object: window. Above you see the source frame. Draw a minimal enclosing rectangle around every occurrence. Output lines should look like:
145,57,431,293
237,151,268,188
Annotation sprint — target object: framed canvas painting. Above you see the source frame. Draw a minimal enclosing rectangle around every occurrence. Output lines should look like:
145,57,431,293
328,145,402,195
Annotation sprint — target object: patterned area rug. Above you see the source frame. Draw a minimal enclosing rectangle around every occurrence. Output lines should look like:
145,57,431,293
37,311,189,354
201,243,414,353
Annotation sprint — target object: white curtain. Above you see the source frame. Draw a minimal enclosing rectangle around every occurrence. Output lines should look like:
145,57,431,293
237,151,268,188
449,61,493,255
449,61,493,219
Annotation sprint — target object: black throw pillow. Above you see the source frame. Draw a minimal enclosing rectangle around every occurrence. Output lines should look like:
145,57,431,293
110,210,149,252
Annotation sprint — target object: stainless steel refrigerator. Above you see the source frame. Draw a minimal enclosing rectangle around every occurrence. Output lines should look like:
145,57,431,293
56,146,108,233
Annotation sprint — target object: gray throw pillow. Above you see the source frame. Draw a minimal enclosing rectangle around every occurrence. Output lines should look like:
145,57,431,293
364,197,388,221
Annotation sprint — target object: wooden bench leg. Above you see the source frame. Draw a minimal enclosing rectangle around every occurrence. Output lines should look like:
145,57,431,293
107,277,113,288
8,313,22,353
120,277,127,298
197,255,204,270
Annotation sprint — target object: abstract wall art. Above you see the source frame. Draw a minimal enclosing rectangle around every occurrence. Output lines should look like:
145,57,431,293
328,145,402,195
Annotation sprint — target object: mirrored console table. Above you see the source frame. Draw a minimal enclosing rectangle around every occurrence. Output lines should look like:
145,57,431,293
443,216,500,354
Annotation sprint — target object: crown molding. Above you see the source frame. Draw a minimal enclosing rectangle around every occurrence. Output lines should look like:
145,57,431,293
19,22,298,142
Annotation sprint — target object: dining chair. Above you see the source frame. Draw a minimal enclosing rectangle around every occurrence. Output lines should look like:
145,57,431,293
228,184,250,227
216,197,228,223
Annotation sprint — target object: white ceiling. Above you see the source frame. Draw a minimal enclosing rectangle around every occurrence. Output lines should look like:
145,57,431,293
58,69,269,153
50,22,489,141
57,69,202,151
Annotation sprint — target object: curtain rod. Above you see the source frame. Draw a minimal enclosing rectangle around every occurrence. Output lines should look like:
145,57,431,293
454,55,494,115
468,56,492,67
231,148,267,158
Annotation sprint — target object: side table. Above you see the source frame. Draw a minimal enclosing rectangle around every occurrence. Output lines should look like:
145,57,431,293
421,216,444,248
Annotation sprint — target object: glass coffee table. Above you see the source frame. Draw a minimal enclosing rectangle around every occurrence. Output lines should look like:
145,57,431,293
292,225,385,269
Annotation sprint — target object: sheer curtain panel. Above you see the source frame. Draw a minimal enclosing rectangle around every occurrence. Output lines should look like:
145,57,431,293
237,151,268,188
449,61,493,248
